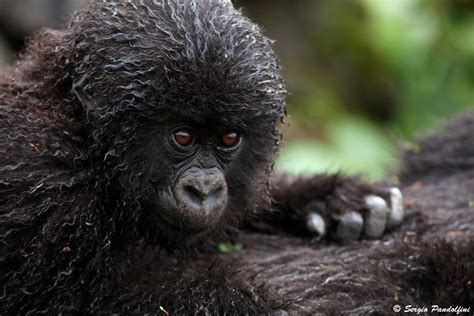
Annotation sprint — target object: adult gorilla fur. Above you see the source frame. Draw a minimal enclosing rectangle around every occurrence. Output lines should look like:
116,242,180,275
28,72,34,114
0,0,473,314
237,113,474,314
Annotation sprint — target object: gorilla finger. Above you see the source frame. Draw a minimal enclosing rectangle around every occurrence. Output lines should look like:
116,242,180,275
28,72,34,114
306,212,326,237
387,187,404,228
336,211,363,243
363,195,389,239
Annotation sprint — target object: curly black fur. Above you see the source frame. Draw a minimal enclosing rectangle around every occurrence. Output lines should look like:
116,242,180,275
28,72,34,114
1,0,473,314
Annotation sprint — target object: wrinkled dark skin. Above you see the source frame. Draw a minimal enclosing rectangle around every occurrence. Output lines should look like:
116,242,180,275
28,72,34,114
0,1,406,314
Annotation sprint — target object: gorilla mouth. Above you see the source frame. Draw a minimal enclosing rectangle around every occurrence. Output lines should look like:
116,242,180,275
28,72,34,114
156,189,227,233
175,185,228,219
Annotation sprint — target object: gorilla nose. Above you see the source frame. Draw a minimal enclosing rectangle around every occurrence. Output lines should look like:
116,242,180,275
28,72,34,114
175,171,228,216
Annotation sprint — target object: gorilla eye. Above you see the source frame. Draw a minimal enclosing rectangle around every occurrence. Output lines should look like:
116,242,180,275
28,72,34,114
174,128,196,147
221,131,240,148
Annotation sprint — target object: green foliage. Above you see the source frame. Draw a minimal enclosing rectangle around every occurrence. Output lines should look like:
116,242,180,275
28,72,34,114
364,0,474,137
218,242,244,254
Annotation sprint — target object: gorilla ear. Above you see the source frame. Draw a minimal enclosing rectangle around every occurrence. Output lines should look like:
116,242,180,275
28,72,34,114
72,73,96,113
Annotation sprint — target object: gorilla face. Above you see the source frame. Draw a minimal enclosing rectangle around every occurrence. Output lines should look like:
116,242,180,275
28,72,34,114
150,118,243,232
112,111,281,241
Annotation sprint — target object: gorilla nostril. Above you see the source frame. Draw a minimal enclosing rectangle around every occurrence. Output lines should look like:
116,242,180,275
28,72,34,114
207,186,224,206
183,185,204,206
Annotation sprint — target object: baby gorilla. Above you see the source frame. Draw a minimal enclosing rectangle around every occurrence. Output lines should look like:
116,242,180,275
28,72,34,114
0,0,403,313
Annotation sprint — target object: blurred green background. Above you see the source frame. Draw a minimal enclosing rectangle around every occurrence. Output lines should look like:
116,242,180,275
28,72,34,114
238,0,474,180
1,0,473,180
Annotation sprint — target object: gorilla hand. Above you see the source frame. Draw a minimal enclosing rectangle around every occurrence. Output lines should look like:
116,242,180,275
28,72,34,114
306,187,404,242
269,175,404,243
